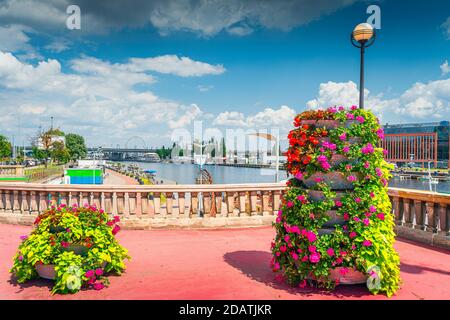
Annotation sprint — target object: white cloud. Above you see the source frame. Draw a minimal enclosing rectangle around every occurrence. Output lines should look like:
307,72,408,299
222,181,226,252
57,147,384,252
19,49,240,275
128,55,225,77
441,60,449,76
0,51,220,146
0,0,358,37
305,79,450,123
0,25,32,52
168,104,203,129
45,39,71,53
213,106,297,129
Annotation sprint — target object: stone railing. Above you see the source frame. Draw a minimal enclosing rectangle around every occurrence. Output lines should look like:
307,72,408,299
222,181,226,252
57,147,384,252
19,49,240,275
0,183,285,228
0,165,25,177
388,188,449,249
0,183,448,248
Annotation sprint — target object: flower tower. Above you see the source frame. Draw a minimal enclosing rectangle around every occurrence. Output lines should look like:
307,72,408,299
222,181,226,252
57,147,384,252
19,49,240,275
271,105,400,297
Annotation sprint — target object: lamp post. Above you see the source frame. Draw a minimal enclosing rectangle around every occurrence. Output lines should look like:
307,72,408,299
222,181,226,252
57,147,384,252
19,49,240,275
351,23,376,109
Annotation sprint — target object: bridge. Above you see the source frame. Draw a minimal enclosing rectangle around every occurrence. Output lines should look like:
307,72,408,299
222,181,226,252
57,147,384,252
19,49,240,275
87,147,158,161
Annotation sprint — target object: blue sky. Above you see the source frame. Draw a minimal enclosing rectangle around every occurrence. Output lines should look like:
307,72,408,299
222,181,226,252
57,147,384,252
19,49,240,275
0,0,449,148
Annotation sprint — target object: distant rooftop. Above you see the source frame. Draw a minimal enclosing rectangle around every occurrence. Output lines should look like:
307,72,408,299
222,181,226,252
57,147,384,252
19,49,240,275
383,121,449,128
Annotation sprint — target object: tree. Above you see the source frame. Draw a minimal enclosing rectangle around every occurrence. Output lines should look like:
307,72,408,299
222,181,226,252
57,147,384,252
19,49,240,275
51,141,70,163
65,133,87,160
0,135,11,160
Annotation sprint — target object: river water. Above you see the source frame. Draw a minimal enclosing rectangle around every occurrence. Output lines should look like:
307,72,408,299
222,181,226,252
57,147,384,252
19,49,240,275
122,161,450,194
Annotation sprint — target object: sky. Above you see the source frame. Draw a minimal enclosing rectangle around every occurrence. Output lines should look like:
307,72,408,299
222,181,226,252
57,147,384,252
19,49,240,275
0,0,449,149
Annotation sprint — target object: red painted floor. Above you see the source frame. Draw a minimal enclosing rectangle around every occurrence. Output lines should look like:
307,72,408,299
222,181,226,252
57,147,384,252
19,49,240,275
0,223,449,300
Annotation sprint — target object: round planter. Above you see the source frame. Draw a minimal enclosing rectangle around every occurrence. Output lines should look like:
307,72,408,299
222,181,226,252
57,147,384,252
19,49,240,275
35,262,107,280
299,120,358,130
329,267,367,285
319,136,363,145
35,263,56,280
307,190,345,202
49,226,66,233
322,210,346,227
302,172,362,190
61,244,89,256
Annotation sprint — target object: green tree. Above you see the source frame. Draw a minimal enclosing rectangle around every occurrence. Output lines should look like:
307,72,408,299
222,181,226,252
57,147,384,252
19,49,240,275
51,141,70,163
0,135,12,160
65,133,87,160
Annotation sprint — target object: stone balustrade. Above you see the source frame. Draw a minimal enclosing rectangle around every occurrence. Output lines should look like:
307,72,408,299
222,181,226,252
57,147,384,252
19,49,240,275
388,188,449,249
0,165,25,177
0,183,285,229
0,182,448,248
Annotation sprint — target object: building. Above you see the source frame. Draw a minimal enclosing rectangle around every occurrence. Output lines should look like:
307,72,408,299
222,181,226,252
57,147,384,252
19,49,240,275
382,121,449,168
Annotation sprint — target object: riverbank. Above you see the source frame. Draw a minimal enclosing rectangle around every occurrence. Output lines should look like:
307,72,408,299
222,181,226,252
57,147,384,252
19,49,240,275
103,168,139,185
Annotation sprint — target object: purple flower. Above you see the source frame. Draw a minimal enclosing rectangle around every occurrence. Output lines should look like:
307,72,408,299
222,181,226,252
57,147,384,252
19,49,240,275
20,235,28,241
18,255,23,261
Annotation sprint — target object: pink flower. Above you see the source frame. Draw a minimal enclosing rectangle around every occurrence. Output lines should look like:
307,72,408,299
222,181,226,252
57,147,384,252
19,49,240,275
88,277,96,285
362,240,372,247
292,252,299,261
377,213,385,220
306,231,317,243
309,213,315,219
338,106,345,111
99,209,104,214
276,251,281,257
314,177,322,183
342,146,350,153
351,105,358,110
309,252,321,263
364,161,370,169
343,225,348,230
85,270,94,278
370,192,375,198
286,201,294,208
351,245,356,250
346,113,355,120
339,267,349,275
66,228,71,233
113,216,120,223
284,235,290,242
369,205,377,213
355,197,361,203
275,274,283,282
328,106,337,113
319,147,325,152
347,175,357,182
95,268,103,276
320,161,331,170
356,115,365,123
294,171,303,180
343,212,349,220
20,235,28,241
365,212,372,217
345,164,352,171
317,155,327,162
361,143,375,154
353,216,360,222
376,168,383,177
376,128,385,140
112,224,121,235
297,195,305,201
61,241,69,248
93,282,105,290
334,200,342,207
363,218,370,226
279,245,287,253
349,231,357,238
273,262,280,271
339,133,347,141
18,255,23,261
301,255,309,262
298,279,307,288
335,257,343,264
326,248,335,257
297,248,303,253
275,216,281,223
308,245,317,253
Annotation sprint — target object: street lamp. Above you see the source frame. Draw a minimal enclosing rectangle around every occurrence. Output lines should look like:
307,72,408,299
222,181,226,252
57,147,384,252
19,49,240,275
351,22,376,109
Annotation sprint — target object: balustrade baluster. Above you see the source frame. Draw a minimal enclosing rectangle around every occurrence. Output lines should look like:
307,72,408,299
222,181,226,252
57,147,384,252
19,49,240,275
153,192,161,215
215,192,223,216
226,192,235,216
0,188,5,212
135,192,142,216
166,192,173,216
178,192,186,216
262,191,270,216
391,196,402,225
413,200,424,230
273,190,282,214
238,192,247,216
425,202,436,233
402,199,412,227
190,192,198,216
438,204,448,235
203,192,211,217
